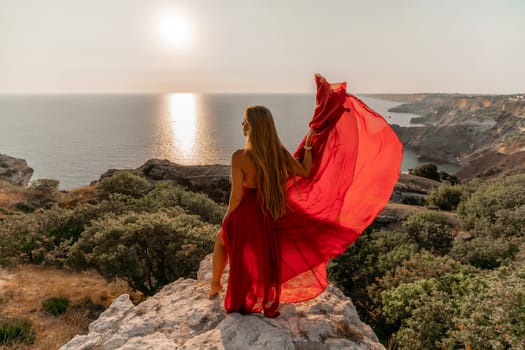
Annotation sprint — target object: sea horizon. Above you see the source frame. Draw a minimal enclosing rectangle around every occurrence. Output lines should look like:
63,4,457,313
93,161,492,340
0,93,458,190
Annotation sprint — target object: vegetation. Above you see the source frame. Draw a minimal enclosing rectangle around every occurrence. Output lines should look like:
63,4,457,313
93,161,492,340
29,179,60,196
95,171,151,200
408,164,440,181
42,297,70,316
329,170,525,348
1,166,524,349
0,174,225,295
68,210,216,295
0,318,35,346
408,163,459,184
426,184,463,210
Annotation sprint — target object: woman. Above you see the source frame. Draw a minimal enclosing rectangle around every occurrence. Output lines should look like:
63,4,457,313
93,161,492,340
209,74,403,318
209,105,315,317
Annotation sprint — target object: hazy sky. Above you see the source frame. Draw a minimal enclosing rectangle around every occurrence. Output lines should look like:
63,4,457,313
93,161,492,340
1,0,524,93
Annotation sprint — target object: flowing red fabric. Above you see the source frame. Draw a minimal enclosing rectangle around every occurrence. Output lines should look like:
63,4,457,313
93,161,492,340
222,74,403,315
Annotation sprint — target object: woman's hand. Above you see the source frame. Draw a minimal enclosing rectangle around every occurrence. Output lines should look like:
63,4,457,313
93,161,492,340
305,128,317,146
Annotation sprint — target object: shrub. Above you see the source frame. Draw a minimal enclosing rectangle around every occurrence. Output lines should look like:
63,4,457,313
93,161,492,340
68,210,216,295
372,251,476,297
328,230,418,330
450,236,519,269
402,211,455,255
368,252,476,344
400,194,426,206
457,173,525,237
29,178,60,195
42,297,69,316
140,183,225,224
382,279,455,349
95,171,151,200
438,170,459,185
0,318,35,345
0,212,47,263
14,200,38,213
0,182,223,266
450,266,525,350
381,267,525,350
408,164,440,182
426,185,463,210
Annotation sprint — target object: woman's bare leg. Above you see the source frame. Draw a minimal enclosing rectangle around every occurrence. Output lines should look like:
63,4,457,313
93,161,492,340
209,231,227,297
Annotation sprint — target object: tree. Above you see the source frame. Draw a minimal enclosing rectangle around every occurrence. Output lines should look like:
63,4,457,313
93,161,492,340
68,210,216,295
408,164,440,182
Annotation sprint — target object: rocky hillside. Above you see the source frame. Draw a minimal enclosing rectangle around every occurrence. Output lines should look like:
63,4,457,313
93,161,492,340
60,254,385,350
383,94,525,178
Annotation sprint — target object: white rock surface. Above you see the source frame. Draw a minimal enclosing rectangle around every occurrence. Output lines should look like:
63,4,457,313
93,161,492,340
60,254,385,350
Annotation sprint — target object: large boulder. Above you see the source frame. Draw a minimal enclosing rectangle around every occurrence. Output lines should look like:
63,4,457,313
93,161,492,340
60,254,385,350
0,154,33,186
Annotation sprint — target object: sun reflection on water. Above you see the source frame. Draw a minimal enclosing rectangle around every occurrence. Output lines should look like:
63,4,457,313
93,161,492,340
169,93,197,159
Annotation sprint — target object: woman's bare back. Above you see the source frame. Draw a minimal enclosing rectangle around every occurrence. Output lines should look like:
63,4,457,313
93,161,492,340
239,149,258,188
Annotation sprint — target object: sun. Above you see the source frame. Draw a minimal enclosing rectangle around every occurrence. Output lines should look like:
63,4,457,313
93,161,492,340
158,13,191,49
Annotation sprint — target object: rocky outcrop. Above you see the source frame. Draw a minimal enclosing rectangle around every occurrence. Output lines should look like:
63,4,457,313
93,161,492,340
386,94,525,178
60,254,385,350
0,154,33,186
389,173,441,204
98,159,231,204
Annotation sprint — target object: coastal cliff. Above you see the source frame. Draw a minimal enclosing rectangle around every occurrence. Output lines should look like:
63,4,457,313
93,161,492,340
382,94,525,178
60,254,385,350
0,153,34,186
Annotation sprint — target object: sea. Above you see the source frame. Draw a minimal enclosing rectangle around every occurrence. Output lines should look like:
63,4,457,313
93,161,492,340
0,93,458,190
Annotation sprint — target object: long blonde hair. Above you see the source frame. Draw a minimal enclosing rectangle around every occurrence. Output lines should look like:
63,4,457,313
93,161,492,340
244,105,297,219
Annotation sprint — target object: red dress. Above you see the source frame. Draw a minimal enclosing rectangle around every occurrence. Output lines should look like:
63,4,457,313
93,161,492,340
221,74,403,316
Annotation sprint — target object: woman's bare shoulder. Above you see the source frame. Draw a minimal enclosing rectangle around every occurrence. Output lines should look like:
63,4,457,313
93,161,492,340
231,149,250,165
232,149,246,160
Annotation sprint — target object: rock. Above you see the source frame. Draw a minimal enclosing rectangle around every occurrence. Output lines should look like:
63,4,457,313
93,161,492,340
390,173,441,205
60,254,385,350
389,94,525,178
97,159,231,204
0,154,33,186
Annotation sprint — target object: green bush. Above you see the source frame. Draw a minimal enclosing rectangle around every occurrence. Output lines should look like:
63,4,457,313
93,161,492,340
14,200,38,213
0,212,47,263
402,211,455,255
451,236,519,269
372,251,476,296
438,170,459,185
449,266,525,350
400,194,426,206
0,318,35,345
426,185,463,210
29,178,60,195
0,204,101,265
368,252,476,345
95,171,151,200
140,183,225,224
0,182,224,266
42,297,69,316
381,267,525,350
68,210,216,295
408,164,440,182
457,173,525,237
382,278,455,349
328,230,418,329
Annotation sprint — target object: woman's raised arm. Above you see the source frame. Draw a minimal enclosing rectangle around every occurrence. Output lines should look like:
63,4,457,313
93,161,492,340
292,129,315,178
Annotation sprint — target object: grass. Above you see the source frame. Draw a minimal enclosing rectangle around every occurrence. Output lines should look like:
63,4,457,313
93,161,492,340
0,318,35,346
42,298,69,316
0,264,136,350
